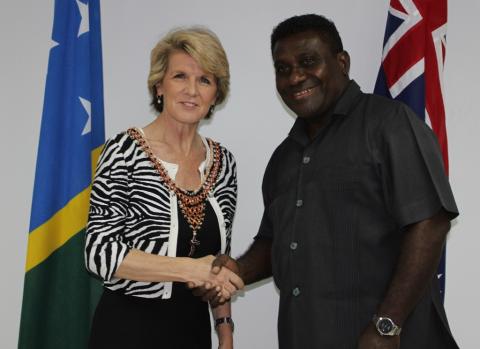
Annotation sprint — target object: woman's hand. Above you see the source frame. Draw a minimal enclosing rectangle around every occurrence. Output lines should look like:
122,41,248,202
211,266,244,302
186,255,244,301
186,255,216,287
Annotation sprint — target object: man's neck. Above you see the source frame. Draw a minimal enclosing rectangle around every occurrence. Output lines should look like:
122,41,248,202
305,114,333,140
305,79,350,140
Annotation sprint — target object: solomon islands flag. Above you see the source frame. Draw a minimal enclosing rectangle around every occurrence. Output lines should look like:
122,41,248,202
18,0,104,347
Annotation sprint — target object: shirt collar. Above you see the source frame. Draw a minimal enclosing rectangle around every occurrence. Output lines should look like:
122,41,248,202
288,80,362,146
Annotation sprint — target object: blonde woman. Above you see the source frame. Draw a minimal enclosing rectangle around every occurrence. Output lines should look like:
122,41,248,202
85,27,242,349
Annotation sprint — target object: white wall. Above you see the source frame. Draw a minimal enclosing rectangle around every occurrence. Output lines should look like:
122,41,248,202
2,0,478,348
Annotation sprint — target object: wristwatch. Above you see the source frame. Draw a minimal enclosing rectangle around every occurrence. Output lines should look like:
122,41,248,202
372,315,402,336
215,317,234,332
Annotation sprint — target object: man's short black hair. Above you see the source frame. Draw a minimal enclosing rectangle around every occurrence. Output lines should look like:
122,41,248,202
271,14,344,55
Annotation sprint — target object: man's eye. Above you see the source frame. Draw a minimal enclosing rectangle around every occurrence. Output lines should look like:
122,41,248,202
302,57,315,66
275,65,290,74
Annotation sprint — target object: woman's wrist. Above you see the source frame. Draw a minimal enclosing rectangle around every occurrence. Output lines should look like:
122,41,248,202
176,255,215,284
215,317,234,332
216,324,233,344
174,257,199,283
215,316,234,344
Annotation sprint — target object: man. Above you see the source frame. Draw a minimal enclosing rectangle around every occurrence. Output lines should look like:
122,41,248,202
196,14,459,349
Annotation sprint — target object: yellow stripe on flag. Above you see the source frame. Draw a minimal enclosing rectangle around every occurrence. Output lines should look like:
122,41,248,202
25,186,91,271
91,145,103,179
25,145,104,272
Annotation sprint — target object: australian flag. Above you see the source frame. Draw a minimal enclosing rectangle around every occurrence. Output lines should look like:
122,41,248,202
374,0,449,299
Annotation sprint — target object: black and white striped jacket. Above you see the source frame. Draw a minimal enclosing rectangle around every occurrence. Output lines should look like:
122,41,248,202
85,131,237,299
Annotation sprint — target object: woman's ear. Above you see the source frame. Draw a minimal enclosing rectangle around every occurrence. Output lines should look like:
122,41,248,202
155,83,163,97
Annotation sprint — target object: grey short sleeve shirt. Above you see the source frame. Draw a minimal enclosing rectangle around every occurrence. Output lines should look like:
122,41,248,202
256,81,458,348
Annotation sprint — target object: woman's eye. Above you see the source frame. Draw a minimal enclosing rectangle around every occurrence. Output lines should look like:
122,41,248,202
200,77,211,85
173,73,186,79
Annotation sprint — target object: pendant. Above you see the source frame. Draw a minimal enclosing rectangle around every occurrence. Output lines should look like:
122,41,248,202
188,235,201,257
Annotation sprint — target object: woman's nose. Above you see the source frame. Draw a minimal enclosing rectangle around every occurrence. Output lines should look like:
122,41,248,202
185,77,199,96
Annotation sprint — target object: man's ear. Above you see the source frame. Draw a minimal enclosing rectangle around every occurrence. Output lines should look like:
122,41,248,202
337,50,351,76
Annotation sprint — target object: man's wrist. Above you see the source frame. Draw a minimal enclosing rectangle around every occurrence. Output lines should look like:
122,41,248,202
372,314,402,336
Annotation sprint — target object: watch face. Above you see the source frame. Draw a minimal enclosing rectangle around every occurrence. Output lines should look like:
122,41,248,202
378,318,394,334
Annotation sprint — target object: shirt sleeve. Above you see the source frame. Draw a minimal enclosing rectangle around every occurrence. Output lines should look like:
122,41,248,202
255,156,275,240
222,148,238,256
84,136,132,281
377,104,459,229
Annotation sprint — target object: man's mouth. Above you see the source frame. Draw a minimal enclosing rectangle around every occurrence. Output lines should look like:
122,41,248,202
292,86,318,100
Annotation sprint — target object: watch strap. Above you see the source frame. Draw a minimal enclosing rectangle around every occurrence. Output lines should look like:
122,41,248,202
215,317,234,332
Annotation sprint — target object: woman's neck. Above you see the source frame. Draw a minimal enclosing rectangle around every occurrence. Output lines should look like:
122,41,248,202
143,113,202,156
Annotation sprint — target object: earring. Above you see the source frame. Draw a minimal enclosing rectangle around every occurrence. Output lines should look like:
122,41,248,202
206,104,215,118
157,95,164,110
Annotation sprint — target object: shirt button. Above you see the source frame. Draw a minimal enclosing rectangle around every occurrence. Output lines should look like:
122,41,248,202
290,242,298,250
292,287,301,297
296,199,303,207
303,156,310,164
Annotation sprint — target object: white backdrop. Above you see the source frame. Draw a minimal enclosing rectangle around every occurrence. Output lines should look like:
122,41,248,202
1,0,479,348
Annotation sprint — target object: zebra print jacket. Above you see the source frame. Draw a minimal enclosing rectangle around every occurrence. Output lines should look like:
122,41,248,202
85,131,237,299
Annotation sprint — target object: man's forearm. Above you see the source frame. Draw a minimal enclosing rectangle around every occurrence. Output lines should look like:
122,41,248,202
376,209,451,326
236,238,273,285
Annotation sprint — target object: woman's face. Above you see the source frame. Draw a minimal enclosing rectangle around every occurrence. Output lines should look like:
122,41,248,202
156,50,217,125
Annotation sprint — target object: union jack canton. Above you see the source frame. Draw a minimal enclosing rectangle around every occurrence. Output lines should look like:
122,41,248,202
374,0,449,298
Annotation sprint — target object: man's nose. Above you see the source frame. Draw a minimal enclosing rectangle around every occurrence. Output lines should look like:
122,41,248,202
289,66,306,85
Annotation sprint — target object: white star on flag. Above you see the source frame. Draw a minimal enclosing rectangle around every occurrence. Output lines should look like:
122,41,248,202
50,39,59,50
79,96,91,135
76,0,89,37
437,273,443,279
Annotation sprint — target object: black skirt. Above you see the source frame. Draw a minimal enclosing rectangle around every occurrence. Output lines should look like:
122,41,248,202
89,201,221,349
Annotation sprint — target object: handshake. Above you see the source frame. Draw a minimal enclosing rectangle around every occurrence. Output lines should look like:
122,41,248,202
187,254,244,306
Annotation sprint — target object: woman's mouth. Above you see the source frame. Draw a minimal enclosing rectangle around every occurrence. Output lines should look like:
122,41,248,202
180,101,198,108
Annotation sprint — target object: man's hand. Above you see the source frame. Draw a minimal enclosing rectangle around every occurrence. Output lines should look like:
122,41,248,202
357,323,400,349
188,254,244,306
211,254,240,276
184,255,243,301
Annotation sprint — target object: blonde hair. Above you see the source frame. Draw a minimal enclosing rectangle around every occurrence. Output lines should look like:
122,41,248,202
148,27,230,115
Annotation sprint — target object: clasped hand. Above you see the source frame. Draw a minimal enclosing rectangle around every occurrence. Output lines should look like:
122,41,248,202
187,254,242,306
188,255,244,302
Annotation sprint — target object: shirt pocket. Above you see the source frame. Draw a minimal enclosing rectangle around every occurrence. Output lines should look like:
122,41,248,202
306,166,366,298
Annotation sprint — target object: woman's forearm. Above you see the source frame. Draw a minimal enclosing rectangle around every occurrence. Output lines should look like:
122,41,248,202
212,302,233,346
114,249,211,284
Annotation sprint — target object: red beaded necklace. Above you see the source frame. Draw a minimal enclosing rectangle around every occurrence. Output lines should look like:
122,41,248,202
128,127,222,256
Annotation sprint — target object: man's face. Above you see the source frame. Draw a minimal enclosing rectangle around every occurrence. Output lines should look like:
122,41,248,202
273,30,349,120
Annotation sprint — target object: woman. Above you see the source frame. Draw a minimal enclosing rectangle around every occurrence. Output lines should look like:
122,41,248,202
85,27,243,349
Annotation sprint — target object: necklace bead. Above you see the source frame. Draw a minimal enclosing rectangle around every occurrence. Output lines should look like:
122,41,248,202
128,127,222,257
